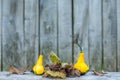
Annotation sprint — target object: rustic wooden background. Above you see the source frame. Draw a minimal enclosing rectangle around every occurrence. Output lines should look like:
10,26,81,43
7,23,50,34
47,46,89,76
0,0,120,72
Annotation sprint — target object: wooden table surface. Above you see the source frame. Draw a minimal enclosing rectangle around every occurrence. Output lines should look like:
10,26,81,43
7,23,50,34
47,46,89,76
0,72,120,80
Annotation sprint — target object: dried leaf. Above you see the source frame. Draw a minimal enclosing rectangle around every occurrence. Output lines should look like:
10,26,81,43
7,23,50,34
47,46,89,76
9,65,29,75
44,63,81,78
50,51,61,64
93,70,104,76
61,63,69,67
45,70,66,78
69,70,75,77
43,73,49,77
74,69,81,77
64,64,72,68
45,62,62,71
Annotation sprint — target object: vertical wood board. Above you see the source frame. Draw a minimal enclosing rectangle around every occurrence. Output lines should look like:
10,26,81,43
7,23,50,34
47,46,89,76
73,0,89,64
24,0,39,70
40,0,58,64
58,0,72,63
2,0,25,70
89,0,102,70
103,0,117,71
0,0,2,71
117,0,120,71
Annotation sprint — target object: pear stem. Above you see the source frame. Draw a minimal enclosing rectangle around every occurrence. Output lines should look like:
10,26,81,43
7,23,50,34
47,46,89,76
77,43,83,52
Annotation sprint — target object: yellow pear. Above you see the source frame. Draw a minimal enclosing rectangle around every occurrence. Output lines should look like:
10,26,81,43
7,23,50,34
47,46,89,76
74,52,89,74
33,55,44,75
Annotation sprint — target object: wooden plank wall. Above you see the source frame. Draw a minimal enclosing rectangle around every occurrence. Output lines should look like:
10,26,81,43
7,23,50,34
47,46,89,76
40,0,58,65
103,0,117,71
24,0,39,70
89,0,102,71
2,0,25,70
0,0,120,72
73,0,89,66
0,0,2,71
58,0,72,63
117,0,120,71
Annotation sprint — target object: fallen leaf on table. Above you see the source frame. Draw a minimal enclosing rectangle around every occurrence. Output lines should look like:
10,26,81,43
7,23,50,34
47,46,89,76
43,70,66,79
9,65,29,75
92,70,104,76
44,62,81,78
74,69,81,77
42,72,48,77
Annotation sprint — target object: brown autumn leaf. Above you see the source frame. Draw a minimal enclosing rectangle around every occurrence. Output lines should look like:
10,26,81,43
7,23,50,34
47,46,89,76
9,65,29,75
42,72,49,78
44,62,81,78
92,70,104,76
44,70,66,79
74,69,81,77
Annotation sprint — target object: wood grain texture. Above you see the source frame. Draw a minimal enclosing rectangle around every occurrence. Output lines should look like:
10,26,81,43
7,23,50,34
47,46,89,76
40,0,58,64
2,0,25,70
0,0,2,71
0,0,120,71
117,0,120,71
103,0,117,71
89,0,102,70
73,0,89,64
58,0,72,63
24,0,39,70
0,72,120,80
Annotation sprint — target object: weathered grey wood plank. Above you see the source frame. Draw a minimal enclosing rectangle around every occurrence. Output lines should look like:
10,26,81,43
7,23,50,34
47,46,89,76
40,0,58,64
0,0,2,71
2,0,25,70
0,72,120,80
73,0,89,64
58,0,72,63
103,0,117,71
117,0,120,71
24,0,39,70
89,0,102,70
